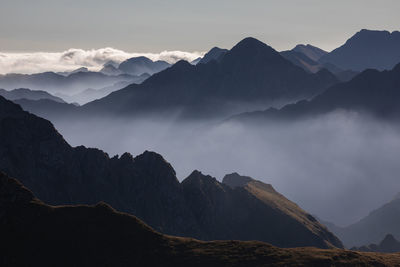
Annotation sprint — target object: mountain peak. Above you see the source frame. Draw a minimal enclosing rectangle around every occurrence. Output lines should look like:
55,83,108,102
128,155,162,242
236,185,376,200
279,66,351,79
222,172,254,188
199,47,228,64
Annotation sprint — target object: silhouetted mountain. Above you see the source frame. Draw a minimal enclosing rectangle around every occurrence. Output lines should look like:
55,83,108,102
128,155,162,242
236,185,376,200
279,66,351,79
198,47,228,64
352,234,400,253
181,171,342,248
100,63,123,76
0,88,65,103
1,172,395,267
0,71,144,95
57,67,89,76
82,37,338,119
190,57,202,65
13,98,78,118
319,29,400,71
293,44,328,61
281,48,357,81
231,63,400,122
0,96,342,248
326,193,400,248
118,56,171,76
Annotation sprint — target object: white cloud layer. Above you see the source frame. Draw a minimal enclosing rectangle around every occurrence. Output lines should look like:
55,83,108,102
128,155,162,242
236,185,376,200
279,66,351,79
0,48,205,74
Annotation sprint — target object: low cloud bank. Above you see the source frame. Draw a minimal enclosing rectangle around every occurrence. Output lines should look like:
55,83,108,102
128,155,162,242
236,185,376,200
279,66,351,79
51,111,400,227
0,48,205,74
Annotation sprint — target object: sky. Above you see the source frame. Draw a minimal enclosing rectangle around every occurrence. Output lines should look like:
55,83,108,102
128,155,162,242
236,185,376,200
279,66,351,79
1,0,400,53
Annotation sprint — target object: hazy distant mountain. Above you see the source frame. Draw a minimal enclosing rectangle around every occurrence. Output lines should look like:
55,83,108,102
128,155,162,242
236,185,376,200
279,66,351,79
0,71,144,95
0,96,342,248
352,234,400,253
14,98,78,118
326,194,400,248
2,172,393,267
82,37,338,119
57,67,89,76
319,29,400,71
293,44,327,61
198,47,228,64
280,46,358,81
100,63,123,76
0,88,65,103
231,63,400,122
118,56,171,76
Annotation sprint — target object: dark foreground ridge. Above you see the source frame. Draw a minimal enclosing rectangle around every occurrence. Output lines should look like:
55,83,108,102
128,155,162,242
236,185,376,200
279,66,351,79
0,95,342,248
2,171,400,267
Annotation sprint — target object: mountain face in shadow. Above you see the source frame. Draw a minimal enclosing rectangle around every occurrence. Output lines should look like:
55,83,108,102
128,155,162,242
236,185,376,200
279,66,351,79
352,234,400,253
319,29,400,71
327,194,400,248
0,88,65,103
231,63,400,123
82,37,338,119
293,44,327,61
198,47,228,64
2,172,397,267
0,96,342,248
281,46,358,82
118,56,171,76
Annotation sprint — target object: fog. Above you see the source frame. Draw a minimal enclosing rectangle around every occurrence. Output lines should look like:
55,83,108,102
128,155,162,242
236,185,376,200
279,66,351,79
50,111,400,227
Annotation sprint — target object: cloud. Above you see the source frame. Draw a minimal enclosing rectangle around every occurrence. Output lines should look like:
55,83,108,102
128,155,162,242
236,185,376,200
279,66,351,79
0,48,205,74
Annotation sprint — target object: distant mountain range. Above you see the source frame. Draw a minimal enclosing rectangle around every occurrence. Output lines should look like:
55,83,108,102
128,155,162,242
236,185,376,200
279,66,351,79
80,37,338,119
0,95,342,248
319,29,400,71
0,71,146,95
0,88,65,103
325,193,400,248
352,234,400,253
2,171,396,267
231,63,400,122
118,56,171,76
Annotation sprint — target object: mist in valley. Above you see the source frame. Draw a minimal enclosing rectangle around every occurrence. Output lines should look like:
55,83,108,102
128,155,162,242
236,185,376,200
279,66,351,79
50,111,400,227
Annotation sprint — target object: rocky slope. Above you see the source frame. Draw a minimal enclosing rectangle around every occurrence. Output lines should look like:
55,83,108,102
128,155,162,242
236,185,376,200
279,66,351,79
0,96,342,248
1,171,400,267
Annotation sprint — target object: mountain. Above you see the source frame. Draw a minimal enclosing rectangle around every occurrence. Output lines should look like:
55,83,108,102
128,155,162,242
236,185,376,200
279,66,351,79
2,172,398,267
118,56,171,76
319,29,400,71
326,193,400,248
198,47,228,64
82,37,338,119
181,171,342,248
0,96,342,248
0,88,65,103
352,234,400,253
293,44,328,61
280,46,357,81
231,63,400,122
100,63,123,76
190,57,202,65
0,71,144,95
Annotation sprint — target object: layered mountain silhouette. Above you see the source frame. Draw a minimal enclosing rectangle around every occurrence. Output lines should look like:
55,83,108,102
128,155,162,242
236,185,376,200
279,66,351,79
319,29,400,71
1,172,396,267
326,194,400,248
281,46,358,82
231,63,400,122
292,44,327,62
0,70,146,95
118,56,171,76
198,47,228,64
0,96,342,248
82,37,338,119
352,234,400,253
0,88,65,103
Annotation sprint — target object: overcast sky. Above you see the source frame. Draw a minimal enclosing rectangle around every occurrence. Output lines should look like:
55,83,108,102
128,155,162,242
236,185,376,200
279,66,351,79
1,0,399,53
